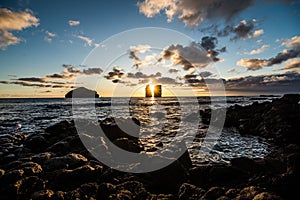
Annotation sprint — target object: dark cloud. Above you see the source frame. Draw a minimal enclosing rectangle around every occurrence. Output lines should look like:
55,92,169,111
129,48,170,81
180,71,300,93
181,72,224,88
138,0,256,26
46,73,66,79
238,36,300,71
127,72,161,79
201,36,226,61
168,69,180,73
283,58,300,70
9,81,52,88
104,67,125,82
0,63,101,89
161,42,212,71
225,72,300,93
62,64,81,73
199,71,213,78
0,80,9,84
82,68,103,75
214,20,264,40
156,77,181,85
46,65,103,79
267,49,300,66
129,50,140,61
16,77,46,83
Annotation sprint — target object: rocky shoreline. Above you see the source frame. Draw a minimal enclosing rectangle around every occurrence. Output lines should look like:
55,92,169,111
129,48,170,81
0,94,299,199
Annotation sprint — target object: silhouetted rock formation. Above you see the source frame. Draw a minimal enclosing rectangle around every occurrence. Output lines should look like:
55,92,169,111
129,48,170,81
154,85,162,97
65,87,100,98
145,84,162,97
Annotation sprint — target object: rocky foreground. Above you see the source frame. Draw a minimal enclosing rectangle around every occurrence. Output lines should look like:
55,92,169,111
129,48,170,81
0,94,299,200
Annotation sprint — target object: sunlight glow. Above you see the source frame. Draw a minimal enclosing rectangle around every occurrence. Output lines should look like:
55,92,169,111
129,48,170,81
150,84,155,97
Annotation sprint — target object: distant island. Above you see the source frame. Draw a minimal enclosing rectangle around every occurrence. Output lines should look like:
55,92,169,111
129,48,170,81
65,87,100,98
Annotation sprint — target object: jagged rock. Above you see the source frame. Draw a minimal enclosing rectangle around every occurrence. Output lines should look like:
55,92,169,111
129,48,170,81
253,192,282,200
236,186,263,200
178,183,206,200
50,165,103,190
43,153,87,171
31,189,55,200
225,188,240,199
14,176,46,199
113,138,143,153
24,135,46,152
97,181,151,200
201,186,225,200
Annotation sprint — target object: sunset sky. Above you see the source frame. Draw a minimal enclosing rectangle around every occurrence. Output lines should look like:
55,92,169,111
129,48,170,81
0,0,299,97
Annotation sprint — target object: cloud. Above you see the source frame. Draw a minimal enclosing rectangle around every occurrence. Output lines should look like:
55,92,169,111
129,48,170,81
45,31,56,37
282,58,300,71
0,8,39,50
238,35,300,70
199,71,213,78
62,64,81,73
161,42,211,71
227,68,238,73
0,80,9,84
0,64,103,89
0,30,20,50
127,72,161,79
0,78,73,88
17,77,46,83
82,68,103,75
267,48,300,66
69,20,80,26
44,30,57,43
138,0,255,26
76,35,97,47
104,67,126,82
237,58,268,71
225,72,300,93
282,36,300,48
252,29,264,38
46,73,76,79
129,45,152,68
210,19,264,41
201,36,226,61
47,65,103,78
168,68,180,73
245,44,269,55
155,77,181,85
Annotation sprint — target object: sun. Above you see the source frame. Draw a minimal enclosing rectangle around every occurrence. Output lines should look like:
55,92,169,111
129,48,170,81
150,84,155,97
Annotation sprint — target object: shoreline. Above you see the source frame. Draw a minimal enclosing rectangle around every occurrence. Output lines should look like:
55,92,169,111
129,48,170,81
0,94,299,199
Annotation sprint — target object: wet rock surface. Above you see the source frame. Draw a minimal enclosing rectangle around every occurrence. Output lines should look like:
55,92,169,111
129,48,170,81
0,94,299,199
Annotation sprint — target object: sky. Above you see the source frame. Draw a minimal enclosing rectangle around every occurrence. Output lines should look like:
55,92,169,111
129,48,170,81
0,0,300,97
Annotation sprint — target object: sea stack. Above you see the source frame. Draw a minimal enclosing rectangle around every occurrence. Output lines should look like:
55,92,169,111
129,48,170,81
154,85,162,97
145,84,162,97
65,87,100,98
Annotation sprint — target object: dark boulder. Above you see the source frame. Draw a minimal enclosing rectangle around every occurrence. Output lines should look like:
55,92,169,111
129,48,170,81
223,94,300,145
178,183,206,200
50,164,103,190
43,153,87,171
201,186,225,200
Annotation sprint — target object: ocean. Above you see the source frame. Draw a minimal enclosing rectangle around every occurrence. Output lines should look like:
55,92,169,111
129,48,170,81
0,96,277,165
